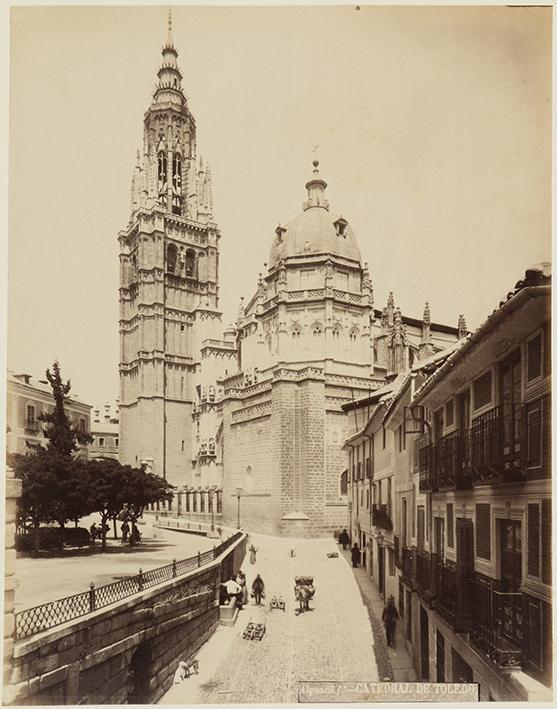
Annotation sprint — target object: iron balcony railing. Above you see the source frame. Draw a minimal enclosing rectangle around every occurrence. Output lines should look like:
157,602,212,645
15,530,243,641
372,504,393,532
417,403,538,492
468,574,522,669
418,431,472,493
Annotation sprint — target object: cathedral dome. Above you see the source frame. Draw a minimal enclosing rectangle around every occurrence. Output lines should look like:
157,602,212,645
268,162,361,269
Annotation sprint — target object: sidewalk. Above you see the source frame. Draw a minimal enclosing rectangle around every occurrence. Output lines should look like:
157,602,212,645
341,548,417,682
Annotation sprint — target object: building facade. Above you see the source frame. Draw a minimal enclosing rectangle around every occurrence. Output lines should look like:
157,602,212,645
220,166,461,537
345,264,552,700
89,403,120,461
119,19,464,537
5,371,91,459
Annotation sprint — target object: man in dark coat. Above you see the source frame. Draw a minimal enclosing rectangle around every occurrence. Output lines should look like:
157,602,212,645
252,574,265,605
338,529,350,550
351,543,361,568
382,595,399,647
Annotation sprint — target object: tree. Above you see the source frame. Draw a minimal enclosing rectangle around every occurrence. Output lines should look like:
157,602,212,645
38,361,92,457
85,460,174,551
11,450,94,553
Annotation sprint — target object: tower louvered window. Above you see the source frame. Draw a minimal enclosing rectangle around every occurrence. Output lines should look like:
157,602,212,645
158,151,167,206
172,153,182,215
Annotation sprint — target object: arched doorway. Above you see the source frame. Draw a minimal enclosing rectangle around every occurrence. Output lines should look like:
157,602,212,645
127,640,153,704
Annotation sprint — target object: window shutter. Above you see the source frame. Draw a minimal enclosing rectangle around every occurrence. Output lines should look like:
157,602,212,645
417,506,425,549
447,503,454,548
526,404,542,467
542,499,551,585
475,504,491,560
528,503,540,577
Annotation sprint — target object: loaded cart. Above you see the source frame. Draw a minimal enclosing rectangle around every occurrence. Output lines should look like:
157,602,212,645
294,576,315,615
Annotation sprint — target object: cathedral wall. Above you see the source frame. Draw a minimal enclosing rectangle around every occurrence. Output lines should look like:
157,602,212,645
221,405,279,535
165,398,192,488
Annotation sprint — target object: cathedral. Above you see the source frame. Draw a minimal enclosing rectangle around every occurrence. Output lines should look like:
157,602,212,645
119,20,463,536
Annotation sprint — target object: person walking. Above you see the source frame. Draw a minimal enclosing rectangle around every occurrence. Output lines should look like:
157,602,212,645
251,574,265,605
351,543,361,568
382,595,399,648
249,544,257,564
338,528,350,550
89,522,98,543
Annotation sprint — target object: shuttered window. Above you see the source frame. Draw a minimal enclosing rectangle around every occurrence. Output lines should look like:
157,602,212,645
475,503,491,560
528,503,540,577
447,503,454,548
527,332,543,382
526,404,542,467
417,506,425,550
541,500,551,585
473,371,492,410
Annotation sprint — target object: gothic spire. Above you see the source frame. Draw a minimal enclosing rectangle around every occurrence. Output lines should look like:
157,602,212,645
154,9,183,98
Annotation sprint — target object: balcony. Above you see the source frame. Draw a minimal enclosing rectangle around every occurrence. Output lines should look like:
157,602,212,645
419,431,472,493
470,404,527,483
372,504,393,532
415,549,435,604
417,403,541,492
468,575,522,669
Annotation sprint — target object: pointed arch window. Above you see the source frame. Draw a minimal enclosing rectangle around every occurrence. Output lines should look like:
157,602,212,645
332,325,341,353
185,249,196,278
166,244,177,273
312,324,323,338
292,327,301,351
349,328,358,344
158,151,167,191
172,153,182,215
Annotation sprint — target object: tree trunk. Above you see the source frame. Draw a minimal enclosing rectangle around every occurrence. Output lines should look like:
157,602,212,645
101,515,108,552
113,517,118,539
32,520,40,555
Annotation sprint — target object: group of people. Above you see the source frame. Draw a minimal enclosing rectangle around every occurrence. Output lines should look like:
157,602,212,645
220,571,266,608
89,520,141,546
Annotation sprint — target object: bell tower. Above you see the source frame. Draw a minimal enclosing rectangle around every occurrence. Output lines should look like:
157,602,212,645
119,14,222,488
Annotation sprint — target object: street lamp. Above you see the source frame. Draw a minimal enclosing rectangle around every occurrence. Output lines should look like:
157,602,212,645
209,487,215,532
235,487,244,529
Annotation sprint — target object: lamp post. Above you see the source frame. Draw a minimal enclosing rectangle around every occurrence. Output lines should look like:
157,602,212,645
209,488,215,532
235,487,244,529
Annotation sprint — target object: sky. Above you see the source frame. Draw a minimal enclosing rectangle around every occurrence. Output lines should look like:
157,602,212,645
7,4,552,410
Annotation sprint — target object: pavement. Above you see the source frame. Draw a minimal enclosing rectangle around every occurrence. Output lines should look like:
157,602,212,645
161,533,379,704
340,548,417,682
14,518,215,611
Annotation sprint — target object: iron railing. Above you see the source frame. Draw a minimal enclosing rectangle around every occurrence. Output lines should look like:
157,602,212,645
15,530,242,640
468,574,522,668
433,557,458,627
372,504,393,531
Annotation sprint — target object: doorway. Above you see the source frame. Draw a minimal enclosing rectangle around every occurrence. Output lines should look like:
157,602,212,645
499,519,523,647
378,546,385,597
127,641,153,704
420,606,430,680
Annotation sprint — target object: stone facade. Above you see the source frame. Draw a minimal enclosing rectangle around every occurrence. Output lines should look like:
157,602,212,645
118,19,463,536
118,19,233,490
3,466,22,705
220,163,461,537
6,372,91,459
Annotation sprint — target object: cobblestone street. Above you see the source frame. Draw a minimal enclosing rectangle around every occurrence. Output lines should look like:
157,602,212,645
161,534,378,704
